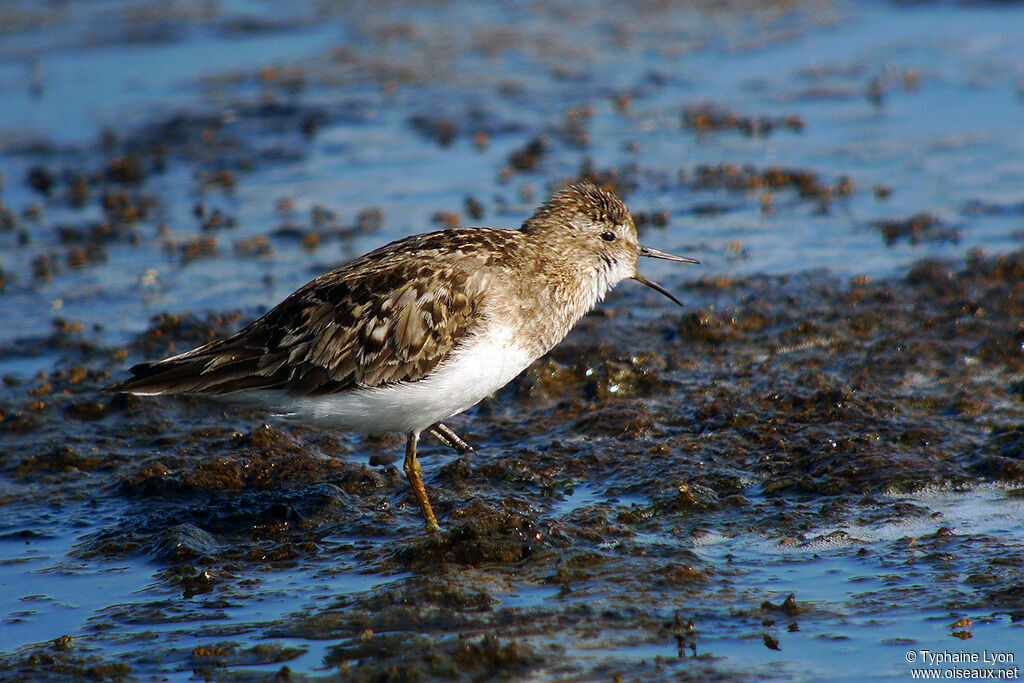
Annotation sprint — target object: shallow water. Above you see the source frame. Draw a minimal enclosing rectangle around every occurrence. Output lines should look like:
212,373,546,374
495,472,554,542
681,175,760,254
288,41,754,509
1,0,1023,680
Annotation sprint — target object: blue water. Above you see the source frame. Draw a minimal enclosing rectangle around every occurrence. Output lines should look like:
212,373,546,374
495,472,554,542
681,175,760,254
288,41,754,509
2,2,1023,348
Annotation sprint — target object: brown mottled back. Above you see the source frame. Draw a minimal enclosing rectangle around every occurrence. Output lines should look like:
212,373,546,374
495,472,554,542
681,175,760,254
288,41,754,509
110,229,518,396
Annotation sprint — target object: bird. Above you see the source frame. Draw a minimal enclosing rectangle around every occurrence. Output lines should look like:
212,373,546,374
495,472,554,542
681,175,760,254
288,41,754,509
107,181,698,533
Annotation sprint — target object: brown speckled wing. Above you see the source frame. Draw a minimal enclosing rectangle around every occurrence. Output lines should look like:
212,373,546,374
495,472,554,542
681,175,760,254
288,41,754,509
109,230,508,397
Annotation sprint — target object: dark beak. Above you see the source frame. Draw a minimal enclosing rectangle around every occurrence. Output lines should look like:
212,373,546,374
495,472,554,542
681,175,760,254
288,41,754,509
633,244,699,307
639,245,699,264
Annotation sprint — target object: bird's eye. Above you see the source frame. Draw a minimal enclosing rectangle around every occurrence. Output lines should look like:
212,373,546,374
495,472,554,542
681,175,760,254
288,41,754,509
600,231,616,242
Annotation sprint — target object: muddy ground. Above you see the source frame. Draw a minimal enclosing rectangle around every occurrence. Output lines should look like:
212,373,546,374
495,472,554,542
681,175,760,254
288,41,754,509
1,245,1023,679
1,0,1023,680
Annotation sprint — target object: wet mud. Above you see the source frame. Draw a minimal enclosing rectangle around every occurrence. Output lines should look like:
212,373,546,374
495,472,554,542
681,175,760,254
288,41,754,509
2,246,1023,679
2,0,1023,680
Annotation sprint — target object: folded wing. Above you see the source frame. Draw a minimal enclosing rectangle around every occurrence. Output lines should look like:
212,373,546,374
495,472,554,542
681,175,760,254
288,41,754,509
108,233,485,397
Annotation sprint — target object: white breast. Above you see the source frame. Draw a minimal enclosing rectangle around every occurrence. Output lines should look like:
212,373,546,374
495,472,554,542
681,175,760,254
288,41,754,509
243,324,537,437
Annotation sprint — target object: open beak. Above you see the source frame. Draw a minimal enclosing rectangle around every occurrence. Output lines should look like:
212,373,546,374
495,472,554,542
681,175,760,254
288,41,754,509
633,244,699,307
639,245,699,264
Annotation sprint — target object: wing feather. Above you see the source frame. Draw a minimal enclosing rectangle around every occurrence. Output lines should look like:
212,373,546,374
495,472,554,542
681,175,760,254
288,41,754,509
107,229,514,397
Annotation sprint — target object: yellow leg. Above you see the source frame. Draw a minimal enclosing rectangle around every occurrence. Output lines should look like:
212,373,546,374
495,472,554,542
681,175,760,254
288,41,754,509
403,432,441,533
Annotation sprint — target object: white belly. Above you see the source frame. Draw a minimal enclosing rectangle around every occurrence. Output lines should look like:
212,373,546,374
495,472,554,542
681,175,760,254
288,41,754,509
240,326,536,436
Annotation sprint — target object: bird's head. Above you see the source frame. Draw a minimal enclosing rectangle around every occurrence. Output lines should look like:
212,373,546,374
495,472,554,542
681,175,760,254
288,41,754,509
521,181,698,305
